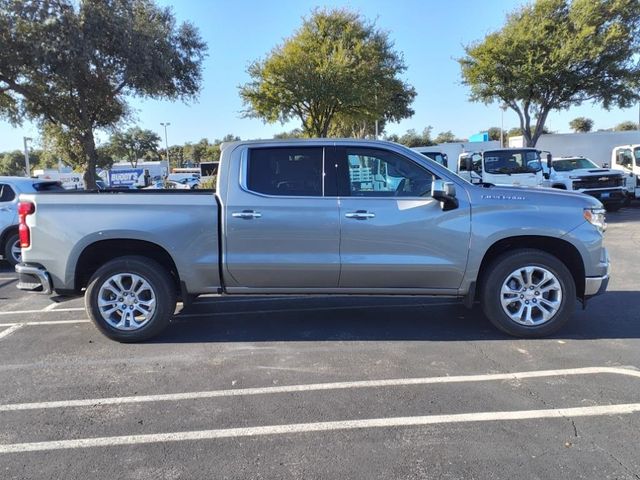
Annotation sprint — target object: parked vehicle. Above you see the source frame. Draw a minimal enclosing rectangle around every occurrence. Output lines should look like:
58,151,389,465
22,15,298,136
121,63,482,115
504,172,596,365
542,156,626,212
0,177,64,266
457,148,546,188
143,179,191,190
414,150,448,168
610,145,640,201
412,141,501,172
16,140,609,341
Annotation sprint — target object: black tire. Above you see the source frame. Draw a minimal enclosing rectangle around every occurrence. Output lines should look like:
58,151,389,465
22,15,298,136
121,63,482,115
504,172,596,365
4,232,20,267
85,256,176,342
480,249,576,338
604,203,622,212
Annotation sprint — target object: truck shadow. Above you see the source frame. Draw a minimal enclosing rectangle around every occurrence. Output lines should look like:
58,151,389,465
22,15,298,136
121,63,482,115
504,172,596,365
153,290,640,343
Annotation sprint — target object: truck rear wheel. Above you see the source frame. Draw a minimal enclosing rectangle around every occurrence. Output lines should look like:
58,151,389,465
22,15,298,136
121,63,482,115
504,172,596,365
480,249,576,337
85,256,176,342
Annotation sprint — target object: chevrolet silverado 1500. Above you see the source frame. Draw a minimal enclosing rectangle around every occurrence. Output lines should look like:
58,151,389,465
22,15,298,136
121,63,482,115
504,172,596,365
16,139,610,341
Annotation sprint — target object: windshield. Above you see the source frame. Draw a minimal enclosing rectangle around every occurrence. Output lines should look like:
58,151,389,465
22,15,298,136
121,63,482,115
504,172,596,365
552,158,599,171
483,150,542,175
634,147,640,167
420,152,448,168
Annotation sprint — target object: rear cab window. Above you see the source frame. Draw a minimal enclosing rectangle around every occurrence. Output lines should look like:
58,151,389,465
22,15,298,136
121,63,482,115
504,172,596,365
247,147,324,196
32,181,65,192
0,183,16,202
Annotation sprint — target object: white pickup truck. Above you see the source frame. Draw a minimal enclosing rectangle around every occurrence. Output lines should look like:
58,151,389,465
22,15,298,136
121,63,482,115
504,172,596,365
16,140,610,342
457,148,545,187
611,145,640,202
542,157,626,212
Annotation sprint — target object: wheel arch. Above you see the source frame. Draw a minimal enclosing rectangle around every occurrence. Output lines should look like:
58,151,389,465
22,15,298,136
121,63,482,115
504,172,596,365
74,239,180,294
0,225,18,254
477,235,585,299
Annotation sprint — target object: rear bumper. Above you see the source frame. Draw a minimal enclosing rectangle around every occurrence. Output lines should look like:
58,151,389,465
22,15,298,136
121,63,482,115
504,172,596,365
15,263,52,295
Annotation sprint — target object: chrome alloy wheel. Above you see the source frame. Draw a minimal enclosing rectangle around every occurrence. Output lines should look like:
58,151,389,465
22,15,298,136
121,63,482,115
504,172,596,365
10,239,21,264
97,273,157,331
500,266,563,326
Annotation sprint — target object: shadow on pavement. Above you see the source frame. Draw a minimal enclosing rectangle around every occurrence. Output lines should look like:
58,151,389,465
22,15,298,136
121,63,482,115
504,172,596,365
151,290,640,344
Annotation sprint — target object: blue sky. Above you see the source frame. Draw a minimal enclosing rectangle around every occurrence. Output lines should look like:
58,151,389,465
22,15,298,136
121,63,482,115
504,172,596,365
1,0,639,151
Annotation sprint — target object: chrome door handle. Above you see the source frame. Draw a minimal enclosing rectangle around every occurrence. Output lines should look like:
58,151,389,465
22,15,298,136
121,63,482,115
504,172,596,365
232,210,262,219
345,210,375,220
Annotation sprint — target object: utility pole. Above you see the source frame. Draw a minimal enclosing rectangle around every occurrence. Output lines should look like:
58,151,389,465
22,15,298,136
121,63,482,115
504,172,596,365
160,122,171,170
23,137,32,177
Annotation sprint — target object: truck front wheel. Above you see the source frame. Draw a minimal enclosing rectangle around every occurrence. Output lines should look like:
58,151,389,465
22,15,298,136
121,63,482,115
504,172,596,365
85,256,176,342
480,249,576,337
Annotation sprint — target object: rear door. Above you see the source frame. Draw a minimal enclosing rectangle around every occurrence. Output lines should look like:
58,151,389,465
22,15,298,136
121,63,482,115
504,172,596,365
223,146,341,290
337,147,471,290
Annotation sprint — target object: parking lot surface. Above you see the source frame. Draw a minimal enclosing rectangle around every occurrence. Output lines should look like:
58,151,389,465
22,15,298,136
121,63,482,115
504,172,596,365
1,207,640,479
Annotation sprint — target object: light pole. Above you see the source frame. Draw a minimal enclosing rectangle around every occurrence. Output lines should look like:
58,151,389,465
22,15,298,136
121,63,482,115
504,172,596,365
160,122,171,169
500,104,507,147
23,137,32,177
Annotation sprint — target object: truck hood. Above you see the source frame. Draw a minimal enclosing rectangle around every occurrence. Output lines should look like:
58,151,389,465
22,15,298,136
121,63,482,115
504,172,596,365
553,168,622,178
472,184,602,209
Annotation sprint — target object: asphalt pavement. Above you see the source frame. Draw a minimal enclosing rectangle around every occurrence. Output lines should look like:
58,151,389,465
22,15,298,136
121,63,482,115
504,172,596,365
0,206,639,479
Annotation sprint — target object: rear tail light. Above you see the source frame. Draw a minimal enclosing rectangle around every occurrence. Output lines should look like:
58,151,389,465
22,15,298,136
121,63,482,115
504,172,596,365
18,201,35,248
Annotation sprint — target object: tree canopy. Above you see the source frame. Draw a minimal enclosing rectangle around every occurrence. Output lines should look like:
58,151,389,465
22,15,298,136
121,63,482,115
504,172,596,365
108,128,161,167
614,121,638,131
459,0,640,147
569,117,594,132
239,8,416,138
385,127,434,147
0,0,206,187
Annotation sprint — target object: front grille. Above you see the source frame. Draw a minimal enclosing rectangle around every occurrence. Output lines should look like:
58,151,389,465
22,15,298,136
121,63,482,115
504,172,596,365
573,176,623,190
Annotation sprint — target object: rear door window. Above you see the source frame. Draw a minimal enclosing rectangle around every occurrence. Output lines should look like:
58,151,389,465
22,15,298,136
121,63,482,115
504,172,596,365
247,147,324,196
0,184,16,202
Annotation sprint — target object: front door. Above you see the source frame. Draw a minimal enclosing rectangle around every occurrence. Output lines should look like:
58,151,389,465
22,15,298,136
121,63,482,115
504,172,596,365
337,147,471,290
224,146,340,290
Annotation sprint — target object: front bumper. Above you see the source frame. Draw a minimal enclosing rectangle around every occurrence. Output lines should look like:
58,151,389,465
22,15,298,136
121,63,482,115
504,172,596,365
581,188,626,205
584,248,610,298
15,263,52,295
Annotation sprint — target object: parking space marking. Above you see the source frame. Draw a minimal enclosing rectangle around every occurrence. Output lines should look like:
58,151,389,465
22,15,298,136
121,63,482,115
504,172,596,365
0,320,90,328
41,303,59,312
1,366,638,412
0,307,84,316
2,402,640,454
0,324,23,341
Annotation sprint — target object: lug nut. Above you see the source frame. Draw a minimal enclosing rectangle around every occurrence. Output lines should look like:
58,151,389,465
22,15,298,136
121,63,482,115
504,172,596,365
530,286,535,290
535,291,539,296
520,294,524,299
525,300,530,304
118,298,123,302
532,299,537,303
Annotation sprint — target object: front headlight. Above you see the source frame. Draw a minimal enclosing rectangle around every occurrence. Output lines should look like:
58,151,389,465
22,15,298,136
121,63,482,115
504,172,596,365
584,208,606,233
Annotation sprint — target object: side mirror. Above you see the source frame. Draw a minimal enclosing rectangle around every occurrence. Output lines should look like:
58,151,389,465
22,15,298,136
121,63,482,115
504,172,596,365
465,157,473,173
546,153,552,171
543,172,550,180
432,179,458,211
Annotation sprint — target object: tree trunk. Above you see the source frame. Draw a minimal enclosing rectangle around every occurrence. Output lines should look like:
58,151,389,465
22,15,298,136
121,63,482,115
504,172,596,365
81,129,98,190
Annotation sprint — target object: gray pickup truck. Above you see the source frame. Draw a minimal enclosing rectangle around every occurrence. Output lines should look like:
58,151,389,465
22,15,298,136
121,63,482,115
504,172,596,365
16,139,610,341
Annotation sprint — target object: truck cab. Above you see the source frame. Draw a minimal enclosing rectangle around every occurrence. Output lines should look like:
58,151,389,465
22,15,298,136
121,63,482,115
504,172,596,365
611,145,640,201
457,148,545,187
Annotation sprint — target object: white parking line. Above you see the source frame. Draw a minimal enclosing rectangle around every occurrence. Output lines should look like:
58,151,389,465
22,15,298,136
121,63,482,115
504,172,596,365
0,320,90,328
0,324,23,341
1,366,638,412
2,402,640,453
0,307,84,316
41,303,58,312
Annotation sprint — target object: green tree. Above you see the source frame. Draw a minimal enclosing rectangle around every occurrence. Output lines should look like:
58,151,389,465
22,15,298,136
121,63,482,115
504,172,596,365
569,117,594,133
434,131,465,144
0,151,26,176
240,8,416,137
459,0,640,147
273,129,304,139
386,127,434,147
487,127,508,145
108,127,161,167
0,0,207,188
614,121,638,131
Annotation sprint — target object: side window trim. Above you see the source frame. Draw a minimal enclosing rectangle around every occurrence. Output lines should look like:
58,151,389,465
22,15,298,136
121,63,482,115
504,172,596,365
241,146,333,198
